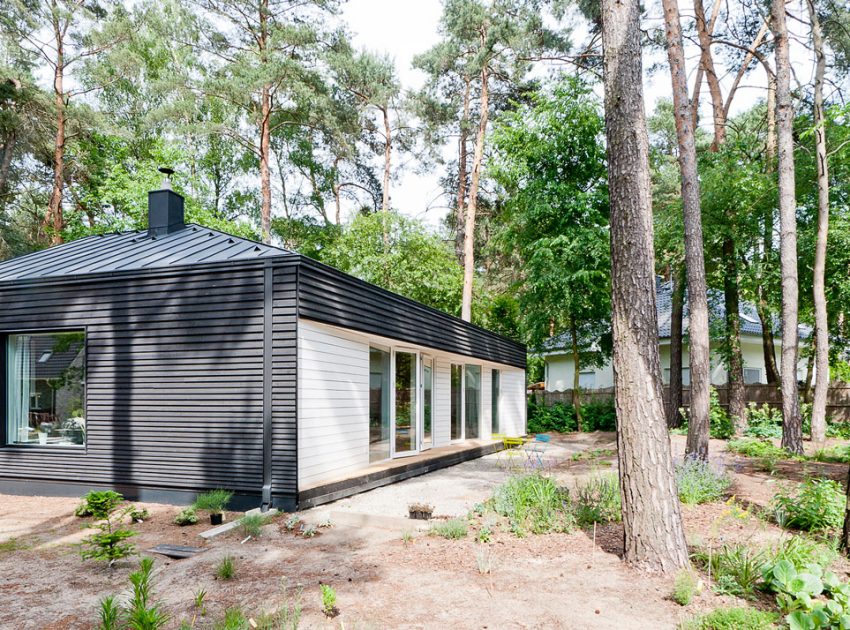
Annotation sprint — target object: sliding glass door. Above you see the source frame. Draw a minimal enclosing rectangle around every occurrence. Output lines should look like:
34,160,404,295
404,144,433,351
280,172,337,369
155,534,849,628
394,350,418,456
450,364,463,440
464,365,481,439
369,347,391,462
421,357,433,450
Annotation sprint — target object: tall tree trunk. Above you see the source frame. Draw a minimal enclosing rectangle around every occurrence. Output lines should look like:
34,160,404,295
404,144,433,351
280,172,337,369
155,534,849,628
571,320,583,432
842,460,850,556
724,239,747,431
259,83,272,244
46,19,66,246
693,0,726,150
807,0,829,445
756,298,781,384
461,62,489,322
0,131,15,194
662,0,712,459
760,73,780,386
772,0,804,454
455,76,471,265
667,270,685,428
381,106,392,213
601,0,689,573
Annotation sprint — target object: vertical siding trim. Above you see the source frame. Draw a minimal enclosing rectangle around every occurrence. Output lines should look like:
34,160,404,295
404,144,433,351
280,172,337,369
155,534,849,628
262,262,273,508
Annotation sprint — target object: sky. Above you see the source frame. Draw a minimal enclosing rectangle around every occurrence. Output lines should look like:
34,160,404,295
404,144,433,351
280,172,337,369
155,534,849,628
341,0,817,229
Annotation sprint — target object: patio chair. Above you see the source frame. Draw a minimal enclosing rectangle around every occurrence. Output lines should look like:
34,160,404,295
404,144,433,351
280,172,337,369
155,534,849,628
500,436,527,473
523,434,551,472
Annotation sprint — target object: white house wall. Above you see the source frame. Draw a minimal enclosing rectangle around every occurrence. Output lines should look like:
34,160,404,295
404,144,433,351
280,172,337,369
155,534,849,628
297,319,526,488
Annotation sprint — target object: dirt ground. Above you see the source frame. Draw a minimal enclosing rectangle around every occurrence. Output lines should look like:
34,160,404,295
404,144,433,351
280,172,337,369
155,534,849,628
0,433,846,629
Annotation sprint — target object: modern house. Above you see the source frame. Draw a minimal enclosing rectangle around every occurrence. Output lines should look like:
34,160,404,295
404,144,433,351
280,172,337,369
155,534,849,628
543,280,807,392
0,181,526,510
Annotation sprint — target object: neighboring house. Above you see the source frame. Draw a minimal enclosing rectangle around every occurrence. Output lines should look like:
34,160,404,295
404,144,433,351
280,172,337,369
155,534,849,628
0,180,526,510
543,281,807,392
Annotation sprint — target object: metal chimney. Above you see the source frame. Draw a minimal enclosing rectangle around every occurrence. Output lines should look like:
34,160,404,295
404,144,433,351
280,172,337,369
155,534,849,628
148,167,185,237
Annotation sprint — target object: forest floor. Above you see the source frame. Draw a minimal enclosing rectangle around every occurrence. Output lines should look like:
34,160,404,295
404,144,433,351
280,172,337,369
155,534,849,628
0,432,847,629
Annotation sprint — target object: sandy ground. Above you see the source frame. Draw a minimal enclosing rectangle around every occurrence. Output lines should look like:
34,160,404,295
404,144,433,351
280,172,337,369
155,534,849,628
0,433,842,629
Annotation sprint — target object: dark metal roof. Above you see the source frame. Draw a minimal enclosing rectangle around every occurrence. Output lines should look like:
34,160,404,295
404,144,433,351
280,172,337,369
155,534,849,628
0,225,292,282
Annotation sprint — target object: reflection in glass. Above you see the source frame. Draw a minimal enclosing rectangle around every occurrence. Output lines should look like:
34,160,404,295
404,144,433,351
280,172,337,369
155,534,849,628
491,369,500,434
465,365,481,439
450,364,463,440
369,347,391,462
395,351,417,453
423,360,432,449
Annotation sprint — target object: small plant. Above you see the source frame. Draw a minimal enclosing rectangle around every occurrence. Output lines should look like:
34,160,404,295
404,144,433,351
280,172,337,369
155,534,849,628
691,543,767,598
95,558,168,629
430,518,468,539
194,587,207,616
128,506,149,523
491,473,574,534
743,403,783,439
216,554,235,580
475,546,494,575
408,502,434,519
675,457,731,505
672,569,698,606
811,444,850,464
98,595,121,630
284,514,301,531
194,489,232,524
174,506,198,526
574,473,621,526
300,524,317,538
771,478,844,532
239,513,267,538
81,502,137,564
678,607,778,629
476,525,492,543
727,438,794,461
76,490,124,519
320,584,338,618
318,517,333,528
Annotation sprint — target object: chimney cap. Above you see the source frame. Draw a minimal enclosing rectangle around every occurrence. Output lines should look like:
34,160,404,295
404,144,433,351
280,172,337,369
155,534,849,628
158,166,175,176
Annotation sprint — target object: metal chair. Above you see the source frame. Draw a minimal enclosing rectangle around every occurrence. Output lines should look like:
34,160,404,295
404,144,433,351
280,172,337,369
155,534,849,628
523,434,551,471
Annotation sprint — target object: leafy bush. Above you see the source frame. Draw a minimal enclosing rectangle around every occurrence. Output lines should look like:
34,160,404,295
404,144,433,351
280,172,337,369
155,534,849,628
320,584,337,617
827,419,850,439
128,507,149,523
526,400,616,433
491,474,574,535
811,444,850,464
81,501,137,564
744,403,783,439
675,388,734,439
692,544,767,598
768,535,838,574
672,570,699,606
574,473,621,526
429,519,468,539
763,559,850,628
679,607,777,630
95,557,168,629
216,555,235,580
582,402,617,432
771,478,844,532
194,489,233,513
239,514,268,538
676,457,731,505
727,438,790,460
174,507,198,526
76,490,124,519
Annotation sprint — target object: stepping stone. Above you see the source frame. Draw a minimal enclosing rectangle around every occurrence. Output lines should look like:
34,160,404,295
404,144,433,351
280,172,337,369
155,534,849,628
148,544,207,559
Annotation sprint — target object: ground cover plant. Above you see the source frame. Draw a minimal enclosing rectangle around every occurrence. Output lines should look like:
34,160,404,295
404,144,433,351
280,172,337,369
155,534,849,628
573,473,621,526
675,457,731,505
678,607,778,629
430,518,468,539
490,473,574,535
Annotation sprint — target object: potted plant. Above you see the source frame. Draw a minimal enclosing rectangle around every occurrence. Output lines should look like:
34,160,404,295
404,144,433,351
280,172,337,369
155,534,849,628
36,424,48,445
194,489,233,525
408,502,434,520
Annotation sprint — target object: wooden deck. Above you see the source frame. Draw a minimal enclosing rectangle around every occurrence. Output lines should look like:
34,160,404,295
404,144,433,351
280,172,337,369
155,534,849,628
297,439,501,509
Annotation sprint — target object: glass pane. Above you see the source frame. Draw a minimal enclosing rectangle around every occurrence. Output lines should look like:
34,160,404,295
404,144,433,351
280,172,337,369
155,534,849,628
450,364,462,440
395,352,417,453
491,369,500,434
369,347,391,462
7,331,86,447
423,362,432,448
465,365,481,439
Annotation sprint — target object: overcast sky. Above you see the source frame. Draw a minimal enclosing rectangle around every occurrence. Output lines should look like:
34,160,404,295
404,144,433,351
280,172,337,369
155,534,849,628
341,0,814,229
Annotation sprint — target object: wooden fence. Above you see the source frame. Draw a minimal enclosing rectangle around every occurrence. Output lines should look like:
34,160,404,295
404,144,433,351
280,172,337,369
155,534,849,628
528,385,850,421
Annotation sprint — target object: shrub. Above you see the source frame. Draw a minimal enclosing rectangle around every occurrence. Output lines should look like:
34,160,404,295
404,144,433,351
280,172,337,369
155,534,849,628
527,400,576,433
128,506,149,523
678,607,777,630
76,490,124,519
216,555,235,580
581,402,617,432
771,478,844,532
320,584,337,617
672,570,698,606
430,519,468,539
95,558,168,629
574,473,621,526
491,473,574,535
811,444,850,464
678,388,734,439
174,507,198,526
744,403,783,439
692,544,767,598
727,438,790,460
81,501,136,564
675,457,731,505
194,489,233,513
239,514,267,538
827,418,850,439
767,535,837,573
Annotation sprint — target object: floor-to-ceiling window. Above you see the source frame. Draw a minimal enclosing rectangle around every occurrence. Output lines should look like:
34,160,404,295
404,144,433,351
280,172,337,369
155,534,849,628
422,359,433,449
491,369,500,434
394,351,417,453
450,364,463,440
464,365,481,439
369,347,391,462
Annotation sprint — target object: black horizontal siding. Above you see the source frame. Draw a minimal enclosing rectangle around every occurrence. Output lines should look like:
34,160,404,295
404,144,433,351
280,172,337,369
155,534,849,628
271,261,298,506
0,262,282,502
295,256,526,368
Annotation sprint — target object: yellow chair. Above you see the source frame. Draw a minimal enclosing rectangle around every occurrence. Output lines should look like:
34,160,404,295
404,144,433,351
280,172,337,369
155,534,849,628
500,436,527,472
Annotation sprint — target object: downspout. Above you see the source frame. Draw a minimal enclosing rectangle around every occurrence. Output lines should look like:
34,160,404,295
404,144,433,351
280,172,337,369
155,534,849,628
261,261,274,510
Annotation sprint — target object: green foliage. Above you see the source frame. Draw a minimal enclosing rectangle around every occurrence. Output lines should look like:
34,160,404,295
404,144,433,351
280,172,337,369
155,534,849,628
216,555,235,580
128,507,149,523
94,557,168,629
727,438,791,460
678,607,778,630
239,514,268,538
491,474,574,535
574,473,622,526
678,388,734,439
811,444,850,464
526,399,616,434
429,519,468,540
744,403,783,439
827,420,850,439
771,479,844,532
320,211,463,317
320,584,337,617
672,570,699,606
194,489,233,514
675,457,731,505
81,501,137,564
174,507,198,526
98,595,121,630
77,490,124,519
763,558,850,628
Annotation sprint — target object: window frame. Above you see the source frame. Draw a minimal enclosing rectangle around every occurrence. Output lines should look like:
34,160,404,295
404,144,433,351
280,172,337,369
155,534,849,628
2,327,88,451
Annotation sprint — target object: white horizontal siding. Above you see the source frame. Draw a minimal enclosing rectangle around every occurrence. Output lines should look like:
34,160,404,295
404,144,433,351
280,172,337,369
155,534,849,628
297,320,370,487
433,359,452,447
500,368,527,437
